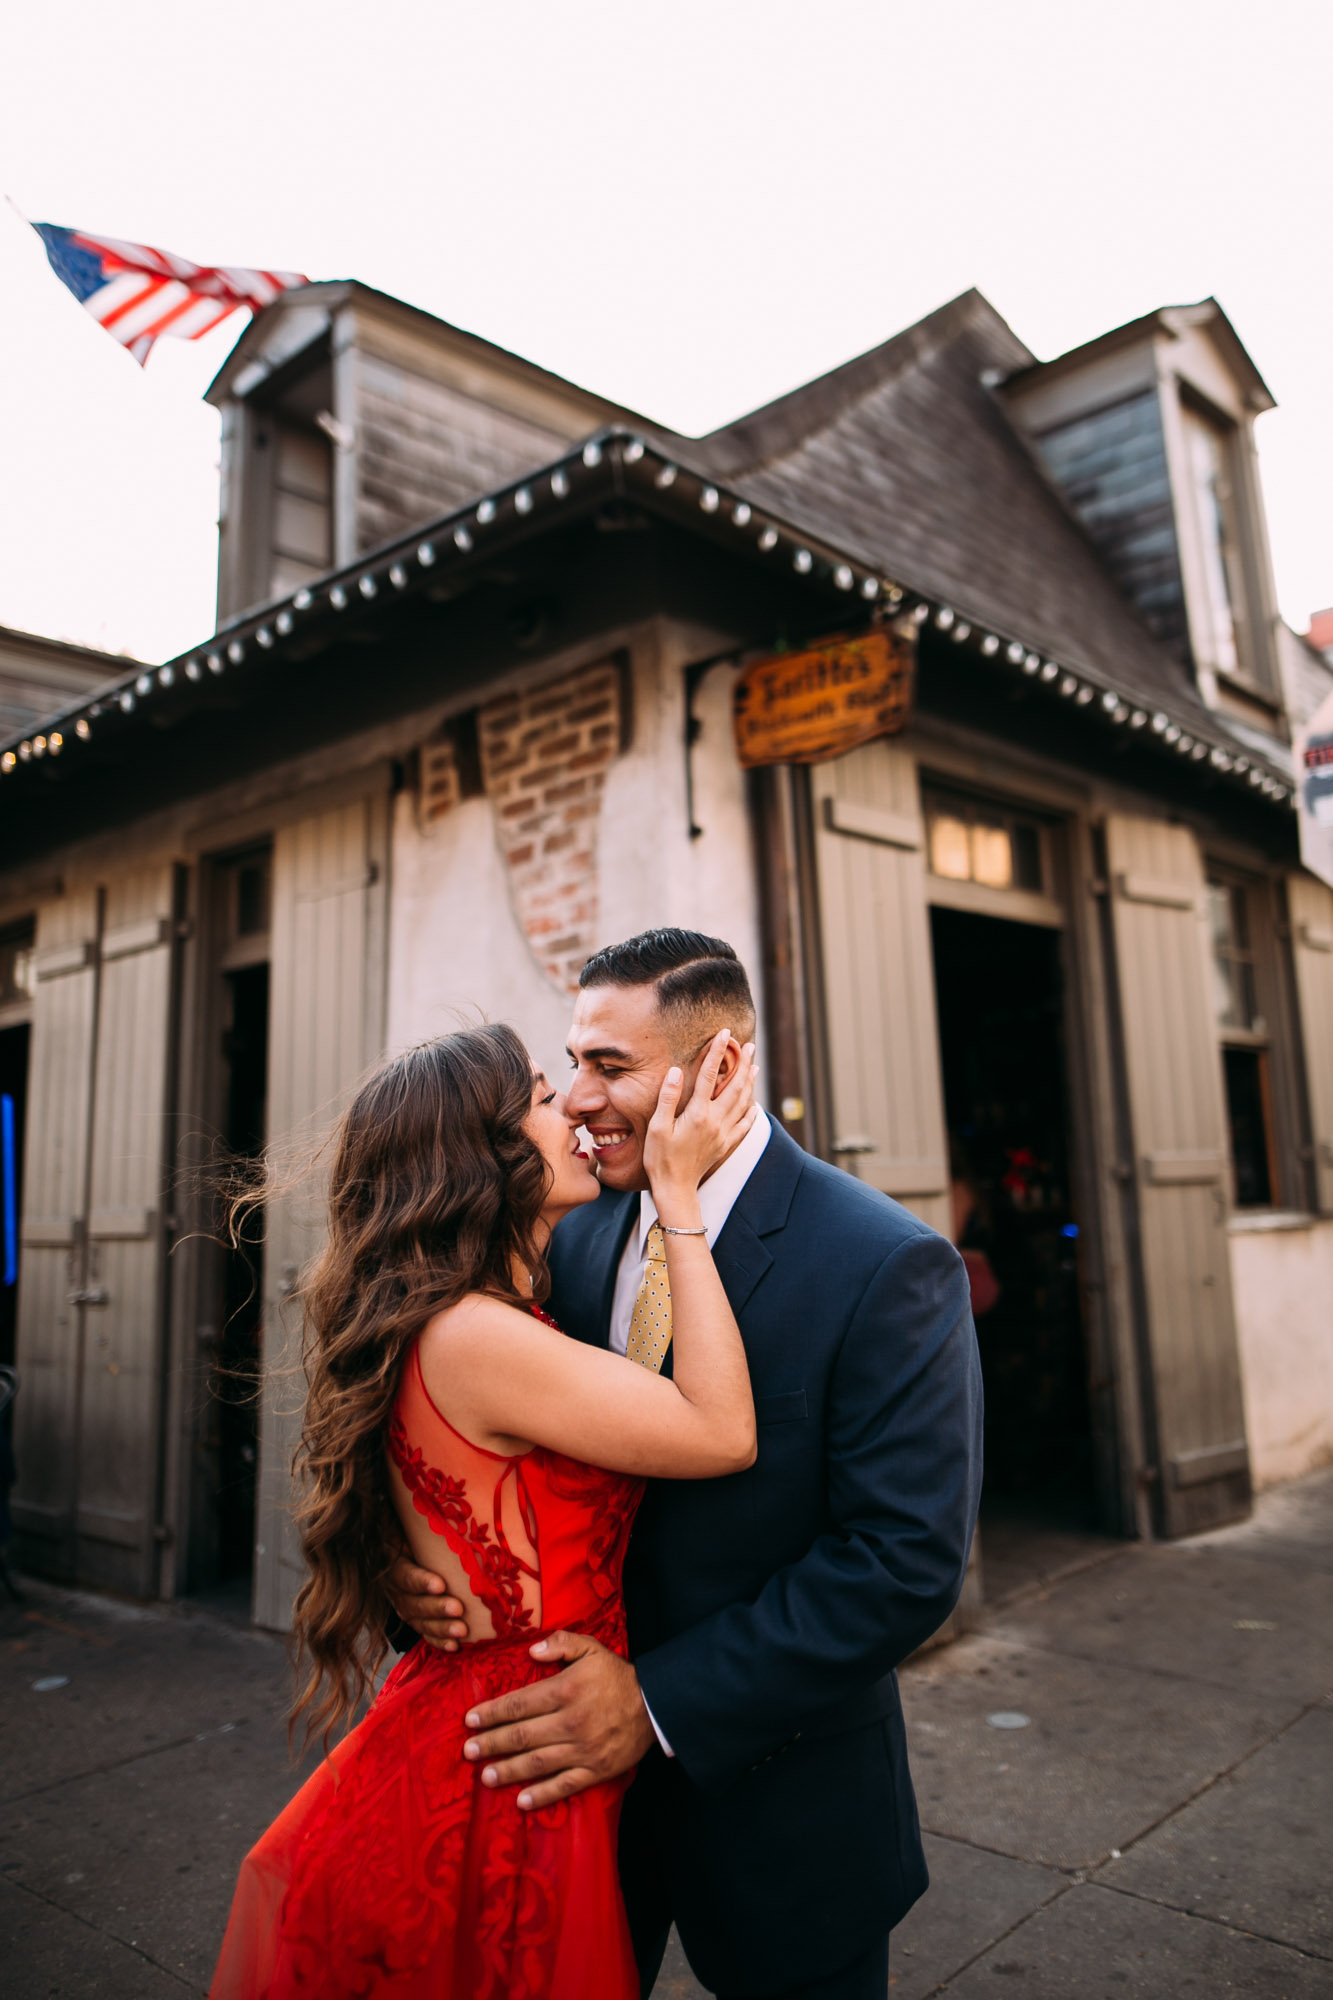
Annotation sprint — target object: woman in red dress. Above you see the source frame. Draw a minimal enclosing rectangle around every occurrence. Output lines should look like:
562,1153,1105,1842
211,1020,756,2000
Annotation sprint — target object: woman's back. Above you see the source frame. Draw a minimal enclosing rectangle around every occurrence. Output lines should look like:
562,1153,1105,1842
387,1308,644,1648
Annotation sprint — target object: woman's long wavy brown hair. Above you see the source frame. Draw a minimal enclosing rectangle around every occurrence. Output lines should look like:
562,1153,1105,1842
275,1024,552,1748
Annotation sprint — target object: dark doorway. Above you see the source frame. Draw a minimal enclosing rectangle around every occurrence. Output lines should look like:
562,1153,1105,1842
213,961,269,1583
0,1024,28,1373
930,907,1101,1595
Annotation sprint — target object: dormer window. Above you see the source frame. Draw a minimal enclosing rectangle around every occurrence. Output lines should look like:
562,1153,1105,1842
1181,400,1248,683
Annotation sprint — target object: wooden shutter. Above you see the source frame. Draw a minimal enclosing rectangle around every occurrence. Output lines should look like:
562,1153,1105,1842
811,739,950,1234
1288,870,1333,1215
76,867,178,1594
1105,814,1249,1533
11,892,100,1574
253,793,389,1630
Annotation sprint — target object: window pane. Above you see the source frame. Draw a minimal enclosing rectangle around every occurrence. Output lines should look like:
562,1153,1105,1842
1184,408,1240,675
929,815,972,881
1222,1047,1273,1208
0,930,35,1008
971,822,1013,888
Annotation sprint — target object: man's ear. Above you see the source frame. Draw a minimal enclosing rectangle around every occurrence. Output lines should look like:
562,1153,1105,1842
710,1034,743,1099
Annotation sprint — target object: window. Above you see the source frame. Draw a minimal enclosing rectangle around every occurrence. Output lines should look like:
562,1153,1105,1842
1181,402,1251,684
1206,875,1276,1208
924,790,1045,894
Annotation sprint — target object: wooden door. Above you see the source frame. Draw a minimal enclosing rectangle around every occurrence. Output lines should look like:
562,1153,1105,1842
1105,813,1249,1533
11,892,100,1576
252,793,389,1630
1288,871,1333,1216
810,739,950,1232
76,867,179,1594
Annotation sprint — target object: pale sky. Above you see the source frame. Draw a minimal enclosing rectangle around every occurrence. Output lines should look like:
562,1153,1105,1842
2,0,1329,666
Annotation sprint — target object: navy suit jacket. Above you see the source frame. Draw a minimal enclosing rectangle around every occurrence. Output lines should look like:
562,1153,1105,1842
546,1121,983,1994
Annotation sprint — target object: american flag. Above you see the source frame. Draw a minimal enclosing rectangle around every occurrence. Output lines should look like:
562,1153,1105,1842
33,222,308,365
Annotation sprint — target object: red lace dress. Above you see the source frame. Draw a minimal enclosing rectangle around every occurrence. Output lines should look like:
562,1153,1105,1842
210,1308,644,1999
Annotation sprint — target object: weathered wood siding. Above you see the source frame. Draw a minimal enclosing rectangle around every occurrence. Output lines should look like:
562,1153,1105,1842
1105,813,1249,1533
1289,870,1333,1215
351,348,574,554
1034,390,1189,661
811,739,950,1235
253,789,390,1631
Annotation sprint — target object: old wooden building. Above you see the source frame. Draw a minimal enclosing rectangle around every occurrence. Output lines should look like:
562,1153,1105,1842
2,283,1331,1627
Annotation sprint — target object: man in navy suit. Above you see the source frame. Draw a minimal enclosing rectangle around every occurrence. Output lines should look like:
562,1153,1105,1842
391,930,982,1999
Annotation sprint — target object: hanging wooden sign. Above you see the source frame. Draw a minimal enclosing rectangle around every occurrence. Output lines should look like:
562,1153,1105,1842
732,628,915,768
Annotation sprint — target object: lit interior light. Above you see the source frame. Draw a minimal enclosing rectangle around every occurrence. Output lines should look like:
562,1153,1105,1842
477,499,497,524
551,468,570,498
758,527,779,551
514,486,533,514
834,565,855,590
389,563,409,588
582,441,603,467
793,548,813,573
700,486,720,513
418,543,437,566
358,575,377,599
732,501,752,527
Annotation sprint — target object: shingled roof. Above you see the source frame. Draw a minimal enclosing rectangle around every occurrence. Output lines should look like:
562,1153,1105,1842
692,289,1230,746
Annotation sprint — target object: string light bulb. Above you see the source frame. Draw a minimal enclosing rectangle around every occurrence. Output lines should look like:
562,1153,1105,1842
418,542,437,566
389,563,409,588
981,634,1000,655
76,718,91,739
582,441,603,467
793,548,813,573
732,501,752,527
477,499,496,524
551,469,570,498
514,486,533,515
655,464,678,489
758,527,779,552
256,626,274,646
622,439,645,464
700,486,720,513
358,575,377,599
834,564,855,590
329,586,348,610
293,588,313,611
860,578,880,600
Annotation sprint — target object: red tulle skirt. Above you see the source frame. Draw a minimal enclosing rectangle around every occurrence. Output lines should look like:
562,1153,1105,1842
210,1630,638,2000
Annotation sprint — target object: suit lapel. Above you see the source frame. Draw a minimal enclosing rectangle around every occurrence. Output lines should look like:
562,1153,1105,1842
571,1189,637,1349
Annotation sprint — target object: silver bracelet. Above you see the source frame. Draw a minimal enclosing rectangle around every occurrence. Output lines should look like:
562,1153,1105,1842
661,1224,707,1237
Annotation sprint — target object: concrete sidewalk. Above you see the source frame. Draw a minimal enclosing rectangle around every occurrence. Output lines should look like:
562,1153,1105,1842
3,1470,1331,1997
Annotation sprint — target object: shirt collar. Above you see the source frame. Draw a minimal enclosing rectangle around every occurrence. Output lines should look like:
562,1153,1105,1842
638,1105,773,1253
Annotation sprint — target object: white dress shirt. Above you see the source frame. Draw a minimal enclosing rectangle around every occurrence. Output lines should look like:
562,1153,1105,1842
609,1106,772,1757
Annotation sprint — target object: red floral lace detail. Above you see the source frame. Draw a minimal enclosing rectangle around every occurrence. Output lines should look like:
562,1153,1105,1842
542,1451,642,1602
387,1414,535,1638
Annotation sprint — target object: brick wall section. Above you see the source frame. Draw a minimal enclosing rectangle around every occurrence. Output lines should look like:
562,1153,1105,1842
477,660,623,993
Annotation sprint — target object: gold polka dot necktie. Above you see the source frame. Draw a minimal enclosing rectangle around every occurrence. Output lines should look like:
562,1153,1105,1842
626,1220,673,1373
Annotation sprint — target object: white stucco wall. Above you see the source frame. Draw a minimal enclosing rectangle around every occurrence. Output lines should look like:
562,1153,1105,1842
385,624,765,1090
1230,1215,1333,1490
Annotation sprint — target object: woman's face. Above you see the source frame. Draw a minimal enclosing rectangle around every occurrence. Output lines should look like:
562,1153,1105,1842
525,1070,599,1226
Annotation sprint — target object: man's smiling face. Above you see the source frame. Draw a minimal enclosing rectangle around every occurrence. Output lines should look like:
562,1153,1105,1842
564,982,681,1193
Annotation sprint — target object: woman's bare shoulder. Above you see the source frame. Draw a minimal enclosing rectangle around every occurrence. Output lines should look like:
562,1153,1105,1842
418,1293,555,1358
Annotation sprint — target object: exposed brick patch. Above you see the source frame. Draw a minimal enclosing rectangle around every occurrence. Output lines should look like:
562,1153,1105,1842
418,732,462,831
478,661,623,993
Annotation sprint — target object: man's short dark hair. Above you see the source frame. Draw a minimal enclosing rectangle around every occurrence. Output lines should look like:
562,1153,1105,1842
579,929,756,1049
